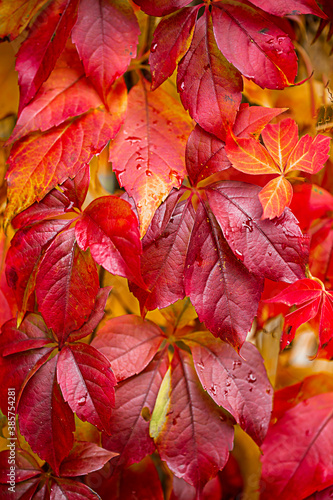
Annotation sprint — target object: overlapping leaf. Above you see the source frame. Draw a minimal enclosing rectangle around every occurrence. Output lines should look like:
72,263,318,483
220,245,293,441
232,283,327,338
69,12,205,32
261,392,333,500
72,0,140,106
15,0,80,113
266,278,333,349
225,118,331,218
150,348,234,491
109,78,192,235
0,0,49,40
184,333,273,444
132,180,308,348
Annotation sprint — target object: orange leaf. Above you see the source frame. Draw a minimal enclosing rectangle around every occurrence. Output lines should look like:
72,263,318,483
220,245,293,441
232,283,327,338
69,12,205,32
285,134,331,174
0,0,48,40
258,176,293,219
5,80,127,227
261,118,298,170
225,132,279,175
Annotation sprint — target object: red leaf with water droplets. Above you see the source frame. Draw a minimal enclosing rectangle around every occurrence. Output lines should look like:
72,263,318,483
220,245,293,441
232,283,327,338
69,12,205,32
15,0,80,114
206,182,308,282
36,227,99,344
75,195,145,288
152,348,234,491
178,11,242,142
18,354,75,475
59,441,117,477
109,78,192,235
57,343,116,433
212,2,297,89
266,278,333,349
150,7,198,90
91,315,165,381
72,0,140,106
184,200,264,348
261,392,333,500
102,351,168,467
185,333,272,444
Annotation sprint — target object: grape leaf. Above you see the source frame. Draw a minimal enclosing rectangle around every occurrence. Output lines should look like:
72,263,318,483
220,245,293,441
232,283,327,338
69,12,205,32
15,0,80,113
261,392,333,500
57,343,116,433
177,10,242,142
248,0,326,17
72,0,140,106
184,333,273,445
109,78,192,235
36,227,100,344
18,354,75,475
0,0,49,40
151,348,234,490
225,118,331,218
75,195,146,288
102,351,168,467
266,278,333,349
133,0,192,16
91,315,166,381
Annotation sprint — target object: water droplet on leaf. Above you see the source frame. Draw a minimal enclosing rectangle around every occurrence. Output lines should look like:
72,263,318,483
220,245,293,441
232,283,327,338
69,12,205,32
235,249,244,262
151,42,158,52
246,372,256,383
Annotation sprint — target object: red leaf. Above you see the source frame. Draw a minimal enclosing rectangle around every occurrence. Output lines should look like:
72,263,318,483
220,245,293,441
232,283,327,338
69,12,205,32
185,125,231,186
72,0,140,105
102,351,168,467
109,78,192,235
133,0,192,16
57,343,116,433
212,2,298,89
152,348,234,491
290,184,333,232
233,104,287,138
261,393,333,500
11,45,102,142
15,0,80,113
150,7,198,90
5,83,126,226
186,334,272,444
130,191,195,311
91,315,165,381
5,219,71,318
0,449,41,483
75,195,145,288
68,286,111,343
50,478,99,500
59,441,117,477
36,227,99,344
18,354,75,475
266,278,333,349
206,182,308,282
184,201,263,348
248,0,327,17
258,175,293,219
309,219,333,286
177,11,242,142
0,314,52,357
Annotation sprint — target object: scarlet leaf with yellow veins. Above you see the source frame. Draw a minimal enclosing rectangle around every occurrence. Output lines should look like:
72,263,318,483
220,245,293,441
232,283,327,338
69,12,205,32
225,118,331,219
109,78,192,236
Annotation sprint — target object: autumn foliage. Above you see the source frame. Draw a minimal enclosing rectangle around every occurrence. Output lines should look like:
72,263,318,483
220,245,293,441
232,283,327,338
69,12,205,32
0,0,333,499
